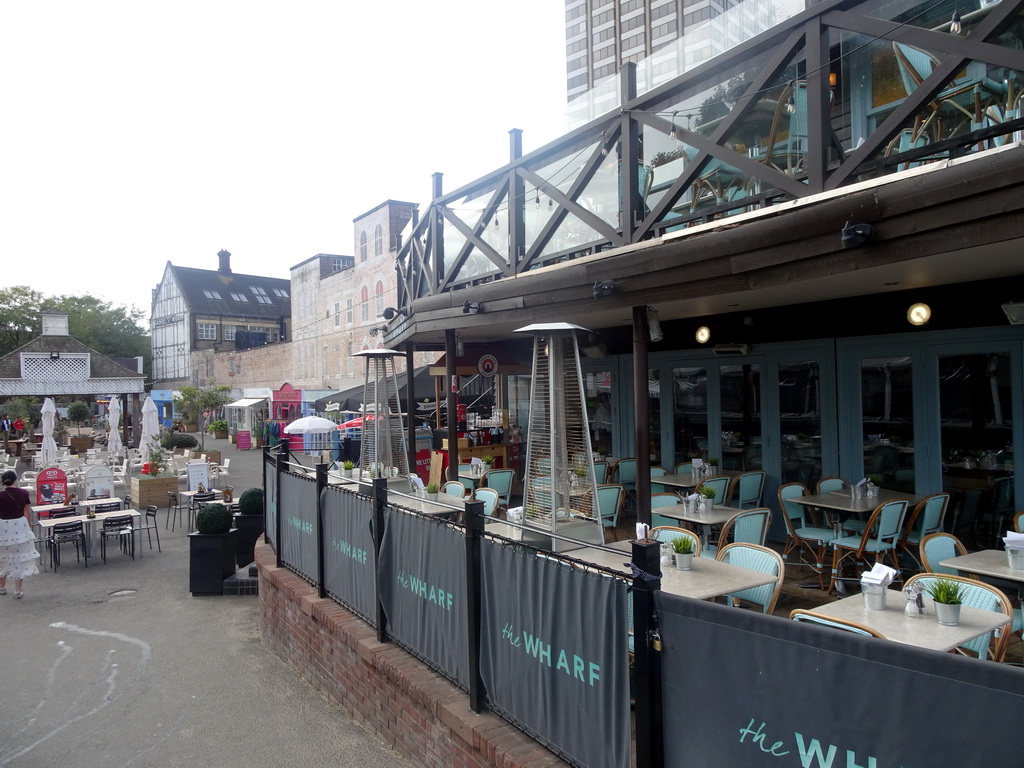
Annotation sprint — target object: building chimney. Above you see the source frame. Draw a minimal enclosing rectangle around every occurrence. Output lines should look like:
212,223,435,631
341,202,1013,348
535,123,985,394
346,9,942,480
218,249,232,274
41,312,70,336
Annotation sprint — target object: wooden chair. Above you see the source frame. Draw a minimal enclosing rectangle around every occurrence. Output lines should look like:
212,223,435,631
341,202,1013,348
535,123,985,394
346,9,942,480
716,543,785,614
1014,509,1024,534
789,609,887,638
731,471,766,509
482,469,514,508
473,488,499,517
905,573,1013,662
897,493,950,571
440,481,466,498
828,499,908,595
596,484,625,541
650,492,683,528
702,507,771,560
918,532,968,575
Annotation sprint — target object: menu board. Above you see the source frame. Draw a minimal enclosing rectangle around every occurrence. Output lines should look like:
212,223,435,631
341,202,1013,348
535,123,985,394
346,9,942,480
83,465,115,500
187,461,211,493
236,430,252,450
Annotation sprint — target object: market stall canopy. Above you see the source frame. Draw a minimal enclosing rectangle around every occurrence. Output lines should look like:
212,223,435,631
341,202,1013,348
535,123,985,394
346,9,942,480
226,397,267,408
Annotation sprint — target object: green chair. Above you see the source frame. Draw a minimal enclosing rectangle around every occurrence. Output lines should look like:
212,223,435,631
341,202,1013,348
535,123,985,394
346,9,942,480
650,492,683,528
898,493,950,570
828,500,908,595
473,488,499,517
596,484,625,541
778,482,838,590
905,573,1012,661
733,471,766,509
650,466,669,494
483,468,514,508
695,475,730,507
701,507,771,559
717,543,785,614
918,532,967,575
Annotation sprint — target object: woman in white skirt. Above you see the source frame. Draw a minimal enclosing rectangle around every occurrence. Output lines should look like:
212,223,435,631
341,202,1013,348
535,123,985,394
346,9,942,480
0,469,40,598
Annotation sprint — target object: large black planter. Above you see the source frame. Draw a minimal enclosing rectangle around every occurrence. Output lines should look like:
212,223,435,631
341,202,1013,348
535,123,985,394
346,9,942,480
188,529,238,595
233,514,265,569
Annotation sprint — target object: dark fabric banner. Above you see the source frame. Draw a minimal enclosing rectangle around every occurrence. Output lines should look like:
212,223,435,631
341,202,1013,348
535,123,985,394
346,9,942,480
378,509,468,687
322,486,376,623
657,592,1024,767
480,542,630,768
264,455,278,549
278,471,318,584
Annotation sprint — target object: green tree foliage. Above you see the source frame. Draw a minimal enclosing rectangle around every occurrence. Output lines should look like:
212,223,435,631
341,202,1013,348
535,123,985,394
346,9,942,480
66,401,93,425
0,286,149,369
174,385,232,449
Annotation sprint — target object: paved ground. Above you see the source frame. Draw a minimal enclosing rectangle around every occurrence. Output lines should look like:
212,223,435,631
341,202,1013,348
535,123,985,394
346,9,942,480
0,436,412,768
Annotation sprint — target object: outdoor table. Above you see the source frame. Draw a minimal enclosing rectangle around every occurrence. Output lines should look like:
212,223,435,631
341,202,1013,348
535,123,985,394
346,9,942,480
809,592,1010,652
655,469,742,493
939,550,1024,588
569,545,776,601
35,508,140,566
458,466,487,488
790,489,924,529
649,503,740,547
32,496,124,519
390,492,465,520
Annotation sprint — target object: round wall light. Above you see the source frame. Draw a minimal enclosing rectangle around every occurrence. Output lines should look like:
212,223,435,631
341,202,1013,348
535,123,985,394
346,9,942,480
907,302,931,326
695,326,711,343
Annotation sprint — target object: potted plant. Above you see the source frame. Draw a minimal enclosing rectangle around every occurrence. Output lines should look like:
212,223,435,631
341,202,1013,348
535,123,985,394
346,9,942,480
232,487,265,569
341,459,356,478
705,457,720,472
160,432,199,454
131,441,178,508
671,535,695,570
482,455,495,468
208,419,228,439
698,483,718,511
425,481,440,501
189,502,238,595
866,474,884,496
926,577,965,626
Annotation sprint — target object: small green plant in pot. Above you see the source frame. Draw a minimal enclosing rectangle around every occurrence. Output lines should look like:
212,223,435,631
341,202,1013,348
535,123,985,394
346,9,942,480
425,481,440,499
697,483,718,510
671,535,696,570
195,503,233,535
926,577,965,626
341,459,356,476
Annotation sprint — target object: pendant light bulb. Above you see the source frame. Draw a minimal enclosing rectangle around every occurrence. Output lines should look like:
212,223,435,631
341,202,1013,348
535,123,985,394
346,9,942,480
950,8,962,34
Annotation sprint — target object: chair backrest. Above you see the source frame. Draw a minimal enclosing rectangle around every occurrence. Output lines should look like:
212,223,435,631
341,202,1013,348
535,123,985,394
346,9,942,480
613,458,637,486
102,514,133,531
716,543,785,614
718,507,772,549
734,471,766,509
592,460,609,484
789,609,887,638
777,482,810,533
473,488,499,517
650,466,669,493
145,505,159,518
697,475,730,505
918,532,968,575
194,492,216,503
905,573,1012,661
650,492,680,509
649,526,702,557
672,462,694,477
991,476,1014,516
95,501,122,513
54,520,85,534
596,484,624,529
855,499,908,552
483,469,514,504
49,508,77,519
440,481,466,498
123,495,134,510
907,493,950,541
816,476,848,495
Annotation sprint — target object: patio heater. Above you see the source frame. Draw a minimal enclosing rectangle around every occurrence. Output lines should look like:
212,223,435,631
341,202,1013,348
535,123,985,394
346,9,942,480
353,349,410,487
514,323,604,551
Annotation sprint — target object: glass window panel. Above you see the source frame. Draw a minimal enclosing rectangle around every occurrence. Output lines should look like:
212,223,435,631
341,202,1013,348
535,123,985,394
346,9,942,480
861,357,913,487
585,371,614,458
939,353,1014,505
672,366,707,467
720,363,761,472
779,361,822,488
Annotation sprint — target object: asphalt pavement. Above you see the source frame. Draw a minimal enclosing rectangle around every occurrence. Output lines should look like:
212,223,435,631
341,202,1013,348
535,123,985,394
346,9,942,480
0,435,410,768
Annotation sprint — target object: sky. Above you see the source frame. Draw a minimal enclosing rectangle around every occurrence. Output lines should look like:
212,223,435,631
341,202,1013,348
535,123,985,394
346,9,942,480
1,1,569,321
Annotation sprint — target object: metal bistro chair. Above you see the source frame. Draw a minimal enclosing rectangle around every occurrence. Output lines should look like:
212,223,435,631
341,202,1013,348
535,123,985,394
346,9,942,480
440,481,466,499
716,542,785,614
473,487,499,518
650,492,684,529
49,520,88,570
778,483,838,588
100,515,136,563
166,491,189,531
828,499,909,595
483,468,514,509
139,505,161,554
918,532,968,576
731,471,766,509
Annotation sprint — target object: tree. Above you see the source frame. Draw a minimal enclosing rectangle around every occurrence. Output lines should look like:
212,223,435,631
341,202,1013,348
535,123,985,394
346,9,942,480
173,385,232,449
0,286,150,372
66,400,92,426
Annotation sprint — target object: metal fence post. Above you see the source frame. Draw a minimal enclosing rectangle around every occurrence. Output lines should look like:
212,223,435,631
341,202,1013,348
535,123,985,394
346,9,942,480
275,440,288,568
464,500,486,713
632,538,663,768
373,477,388,643
316,463,327,599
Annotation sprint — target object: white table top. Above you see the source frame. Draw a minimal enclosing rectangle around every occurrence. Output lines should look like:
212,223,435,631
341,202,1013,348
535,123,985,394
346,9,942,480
569,545,776,601
391,493,465,516
179,488,223,499
652,503,740,527
33,497,124,514
36,508,140,530
810,592,1010,652
940,549,1024,584
790,489,922,515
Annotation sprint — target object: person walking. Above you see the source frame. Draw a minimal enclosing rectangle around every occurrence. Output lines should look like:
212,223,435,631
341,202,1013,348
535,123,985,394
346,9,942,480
0,469,39,598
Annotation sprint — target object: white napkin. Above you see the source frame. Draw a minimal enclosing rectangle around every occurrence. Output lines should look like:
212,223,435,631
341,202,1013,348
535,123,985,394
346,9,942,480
1003,531,1024,550
860,562,897,586
855,478,867,487
507,506,524,523
636,522,651,540
470,457,482,465
409,475,425,491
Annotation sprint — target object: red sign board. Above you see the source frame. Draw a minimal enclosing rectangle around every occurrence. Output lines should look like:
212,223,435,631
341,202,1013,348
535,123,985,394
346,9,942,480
36,467,68,505
236,430,253,450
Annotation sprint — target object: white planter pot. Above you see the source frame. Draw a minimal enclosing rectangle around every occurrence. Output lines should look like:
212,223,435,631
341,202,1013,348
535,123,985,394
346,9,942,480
675,553,694,571
935,602,961,627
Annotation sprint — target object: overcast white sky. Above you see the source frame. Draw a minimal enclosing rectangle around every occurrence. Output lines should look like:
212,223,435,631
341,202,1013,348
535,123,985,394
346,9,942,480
1,1,568,320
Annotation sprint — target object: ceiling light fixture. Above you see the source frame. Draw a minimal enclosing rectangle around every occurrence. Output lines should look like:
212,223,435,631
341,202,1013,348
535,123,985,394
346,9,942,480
907,303,931,326
695,326,711,344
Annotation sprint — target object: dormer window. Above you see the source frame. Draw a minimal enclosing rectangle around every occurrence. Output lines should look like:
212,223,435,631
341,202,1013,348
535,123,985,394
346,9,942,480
250,286,273,304
203,289,222,300
230,292,249,302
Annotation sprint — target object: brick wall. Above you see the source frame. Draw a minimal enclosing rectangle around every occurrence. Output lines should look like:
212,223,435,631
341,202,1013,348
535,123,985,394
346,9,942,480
255,540,570,768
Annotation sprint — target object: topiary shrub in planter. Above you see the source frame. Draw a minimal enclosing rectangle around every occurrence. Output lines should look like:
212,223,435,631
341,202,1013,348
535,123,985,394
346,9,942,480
189,502,238,595
233,488,265,568
161,432,199,452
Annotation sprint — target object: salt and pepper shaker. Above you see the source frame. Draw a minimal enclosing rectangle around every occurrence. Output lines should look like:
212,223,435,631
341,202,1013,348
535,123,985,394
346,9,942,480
904,581,925,618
